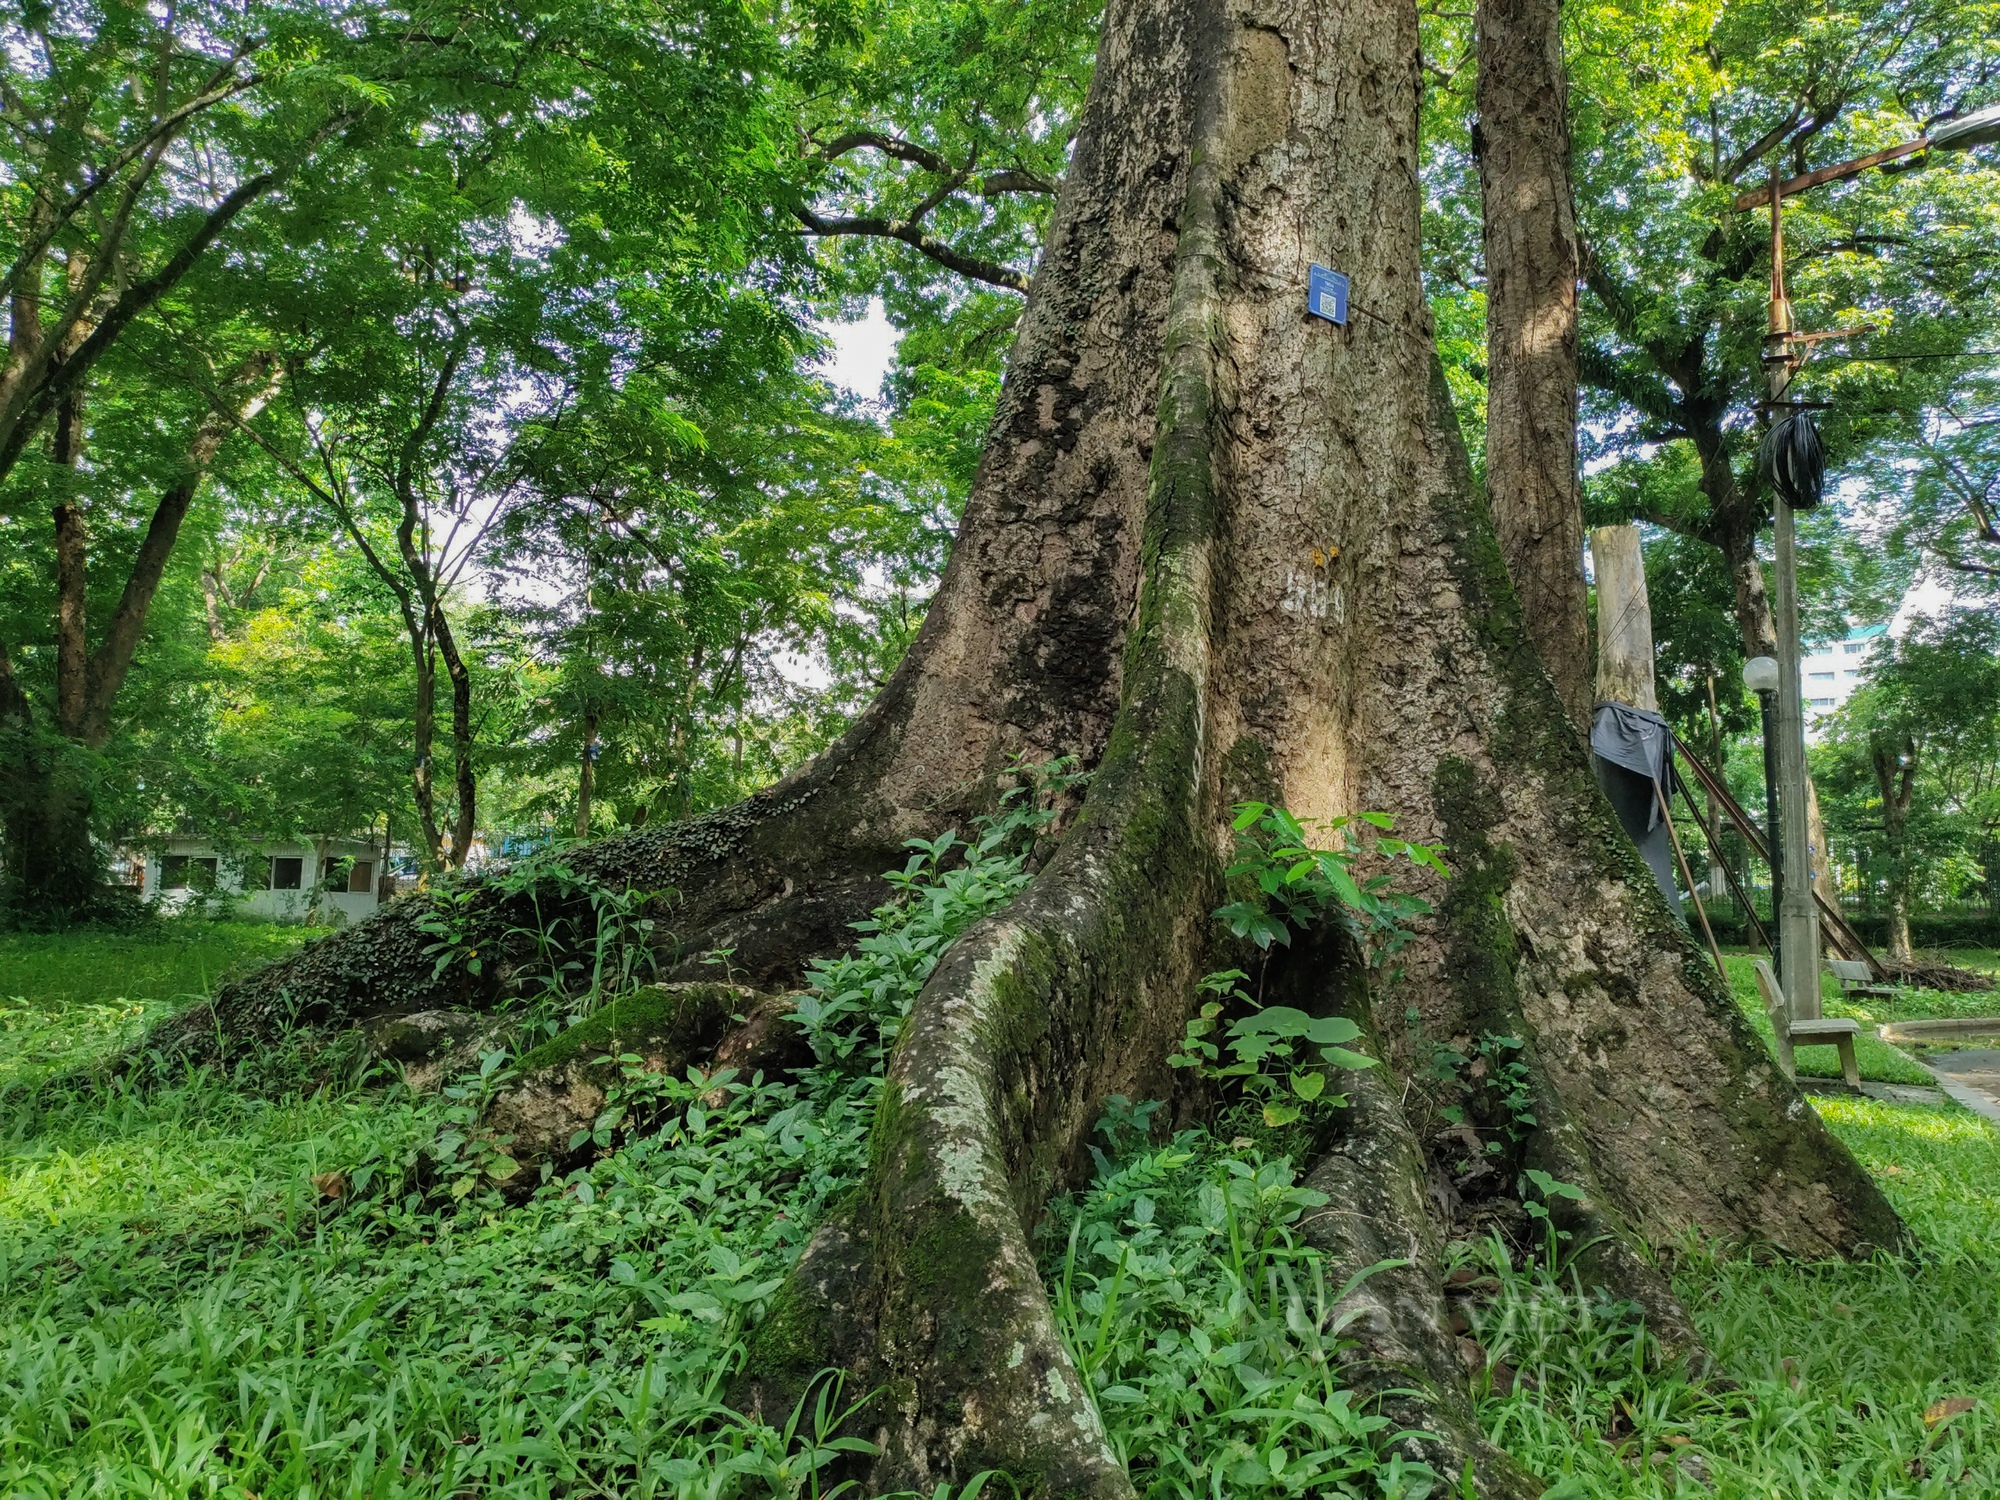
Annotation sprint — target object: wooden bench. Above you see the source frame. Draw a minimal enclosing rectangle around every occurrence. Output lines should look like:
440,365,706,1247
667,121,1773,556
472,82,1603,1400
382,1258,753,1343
1754,958,1861,1089
1828,957,1899,1003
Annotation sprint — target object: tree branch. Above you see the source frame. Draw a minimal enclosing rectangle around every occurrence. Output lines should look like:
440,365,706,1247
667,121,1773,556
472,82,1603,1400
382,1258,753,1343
0,107,360,485
78,355,283,746
1578,341,1686,431
815,130,955,174
980,168,1059,196
0,64,258,307
793,206,1030,293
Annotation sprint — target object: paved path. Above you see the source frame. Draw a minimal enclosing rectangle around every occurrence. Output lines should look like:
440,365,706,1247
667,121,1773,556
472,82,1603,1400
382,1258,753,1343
1800,1079,1946,1106
1921,1048,2000,1127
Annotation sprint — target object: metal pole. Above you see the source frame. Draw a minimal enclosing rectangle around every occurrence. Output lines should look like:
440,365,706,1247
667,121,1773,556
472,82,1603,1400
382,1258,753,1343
1683,776,1771,952
1657,780,1727,978
1764,163,1822,1024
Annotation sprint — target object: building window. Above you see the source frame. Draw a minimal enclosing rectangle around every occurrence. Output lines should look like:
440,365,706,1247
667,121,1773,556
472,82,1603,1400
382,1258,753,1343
1810,697,1836,708
270,856,303,890
348,859,375,894
1809,671,1835,682
161,855,218,890
1843,642,1865,654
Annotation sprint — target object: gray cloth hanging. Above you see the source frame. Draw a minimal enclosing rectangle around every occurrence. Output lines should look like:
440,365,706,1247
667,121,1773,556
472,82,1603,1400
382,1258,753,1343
1590,701,1682,917
1589,701,1678,831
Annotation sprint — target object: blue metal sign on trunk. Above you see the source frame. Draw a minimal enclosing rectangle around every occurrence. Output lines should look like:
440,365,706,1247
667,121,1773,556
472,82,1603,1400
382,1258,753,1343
1308,265,1349,325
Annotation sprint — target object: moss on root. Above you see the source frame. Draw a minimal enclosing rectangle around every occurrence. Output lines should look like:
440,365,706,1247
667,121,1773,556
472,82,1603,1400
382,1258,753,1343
512,984,749,1078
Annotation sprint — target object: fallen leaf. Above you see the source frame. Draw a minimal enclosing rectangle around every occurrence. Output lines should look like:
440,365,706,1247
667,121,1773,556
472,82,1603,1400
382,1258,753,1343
311,1171,346,1201
1925,1398,1977,1425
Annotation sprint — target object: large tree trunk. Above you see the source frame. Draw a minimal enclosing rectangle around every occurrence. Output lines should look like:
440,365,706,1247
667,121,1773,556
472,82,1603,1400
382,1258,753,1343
181,1,1901,1493
1477,0,1591,728
726,0,1899,1493
0,740,99,916
2,360,277,919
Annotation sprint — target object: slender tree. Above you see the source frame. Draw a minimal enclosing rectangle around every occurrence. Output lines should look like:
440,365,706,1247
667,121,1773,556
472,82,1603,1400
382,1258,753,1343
1476,0,1590,726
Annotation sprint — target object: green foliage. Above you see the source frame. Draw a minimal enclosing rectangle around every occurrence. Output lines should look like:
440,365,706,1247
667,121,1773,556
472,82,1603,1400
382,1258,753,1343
1215,803,1446,959
791,758,1081,1080
1171,804,1441,1130
1169,972,1378,1129
0,781,1061,1493
1429,1031,1538,1151
1047,1123,1438,1500
1815,611,2000,920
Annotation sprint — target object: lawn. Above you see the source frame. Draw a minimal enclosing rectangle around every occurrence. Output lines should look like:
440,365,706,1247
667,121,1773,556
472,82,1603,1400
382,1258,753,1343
2,921,1995,1498
1478,1092,2000,1497
0,919,311,1088
1718,950,2000,1087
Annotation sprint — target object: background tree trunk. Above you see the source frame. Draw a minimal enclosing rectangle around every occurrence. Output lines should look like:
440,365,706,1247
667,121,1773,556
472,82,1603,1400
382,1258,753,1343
1872,739,1917,961
1477,0,1591,728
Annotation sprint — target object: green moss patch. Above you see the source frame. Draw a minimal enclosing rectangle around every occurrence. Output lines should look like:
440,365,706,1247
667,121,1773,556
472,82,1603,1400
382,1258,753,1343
511,983,749,1078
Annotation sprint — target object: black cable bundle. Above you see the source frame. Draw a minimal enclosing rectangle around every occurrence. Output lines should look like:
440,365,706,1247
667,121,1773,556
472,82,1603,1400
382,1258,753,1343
1761,410,1825,510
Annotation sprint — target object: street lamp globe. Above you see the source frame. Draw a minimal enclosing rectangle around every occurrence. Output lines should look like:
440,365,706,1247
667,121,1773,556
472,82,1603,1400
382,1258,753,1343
1742,655,1781,694
1928,104,2000,153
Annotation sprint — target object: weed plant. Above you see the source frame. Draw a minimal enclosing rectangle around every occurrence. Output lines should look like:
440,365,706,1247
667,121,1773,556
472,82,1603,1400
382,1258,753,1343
0,774,1068,1498
7,805,1991,1498
1047,1109,1436,1500
1038,806,1449,1498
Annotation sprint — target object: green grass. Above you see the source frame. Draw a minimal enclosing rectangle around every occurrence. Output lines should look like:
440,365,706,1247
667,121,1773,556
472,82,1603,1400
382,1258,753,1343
0,920,312,1087
0,805,1050,1499
5,912,1996,1499
1717,951,2000,1086
1474,1094,2000,1497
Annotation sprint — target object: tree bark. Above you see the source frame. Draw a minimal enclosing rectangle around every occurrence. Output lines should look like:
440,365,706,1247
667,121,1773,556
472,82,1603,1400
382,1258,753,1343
433,602,478,869
1872,737,1917,962
77,357,283,749
181,4,1903,1495
1477,0,1591,729
576,709,598,840
2,359,279,916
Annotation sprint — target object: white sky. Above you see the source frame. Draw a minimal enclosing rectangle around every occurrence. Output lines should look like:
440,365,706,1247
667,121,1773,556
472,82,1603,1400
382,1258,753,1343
820,299,900,401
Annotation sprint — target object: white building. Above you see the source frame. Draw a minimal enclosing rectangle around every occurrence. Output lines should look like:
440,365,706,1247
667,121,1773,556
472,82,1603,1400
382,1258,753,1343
140,836,404,922
1801,622,1887,735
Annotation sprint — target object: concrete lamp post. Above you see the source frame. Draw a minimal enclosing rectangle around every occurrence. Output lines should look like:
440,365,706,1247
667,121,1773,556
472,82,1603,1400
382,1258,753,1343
1733,104,2000,1023
1742,654,1783,979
